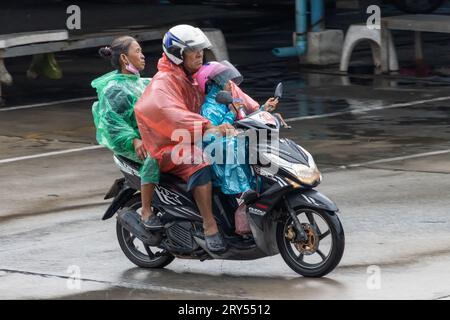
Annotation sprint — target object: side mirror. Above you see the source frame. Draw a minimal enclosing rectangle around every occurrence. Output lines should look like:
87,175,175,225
215,90,234,105
274,82,283,99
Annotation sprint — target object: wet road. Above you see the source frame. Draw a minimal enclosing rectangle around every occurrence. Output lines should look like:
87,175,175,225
1,3,450,299
1,79,450,299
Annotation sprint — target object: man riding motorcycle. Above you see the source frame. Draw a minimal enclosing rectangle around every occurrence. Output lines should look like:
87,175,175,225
134,24,233,253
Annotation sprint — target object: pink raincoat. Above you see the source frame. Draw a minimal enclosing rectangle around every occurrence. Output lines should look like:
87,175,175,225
229,81,260,114
135,54,210,180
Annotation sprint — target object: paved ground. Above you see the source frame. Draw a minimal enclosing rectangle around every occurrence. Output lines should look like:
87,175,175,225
1,3,450,300
1,79,450,300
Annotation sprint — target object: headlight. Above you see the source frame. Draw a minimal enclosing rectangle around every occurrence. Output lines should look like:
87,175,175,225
262,152,322,187
292,163,322,186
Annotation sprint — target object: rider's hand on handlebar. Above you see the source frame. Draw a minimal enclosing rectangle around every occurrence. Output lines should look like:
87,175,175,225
263,97,279,112
228,102,243,116
133,138,147,161
228,104,238,115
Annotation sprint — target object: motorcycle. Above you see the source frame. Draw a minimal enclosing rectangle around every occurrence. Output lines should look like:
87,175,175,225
101,83,345,277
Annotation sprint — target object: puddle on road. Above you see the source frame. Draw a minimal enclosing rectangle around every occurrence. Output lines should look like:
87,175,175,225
242,72,392,120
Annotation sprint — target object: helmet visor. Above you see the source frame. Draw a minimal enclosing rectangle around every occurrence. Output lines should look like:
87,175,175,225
183,43,209,53
210,60,243,88
183,30,213,53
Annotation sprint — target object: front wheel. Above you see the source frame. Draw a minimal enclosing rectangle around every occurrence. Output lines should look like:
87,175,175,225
276,208,345,277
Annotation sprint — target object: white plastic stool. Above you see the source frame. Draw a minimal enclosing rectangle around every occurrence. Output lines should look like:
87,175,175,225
340,24,399,73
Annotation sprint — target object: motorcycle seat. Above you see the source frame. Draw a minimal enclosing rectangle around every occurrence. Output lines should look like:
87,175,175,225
116,155,140,170
159,173,189,193
115,155,190,193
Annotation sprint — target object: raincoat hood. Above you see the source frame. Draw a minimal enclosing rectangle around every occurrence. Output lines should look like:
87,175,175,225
156,53,180,73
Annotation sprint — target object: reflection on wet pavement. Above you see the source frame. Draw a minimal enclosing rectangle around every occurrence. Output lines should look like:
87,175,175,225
280,102,450,169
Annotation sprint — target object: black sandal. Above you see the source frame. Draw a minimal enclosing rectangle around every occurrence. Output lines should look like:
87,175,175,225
141,215,163,230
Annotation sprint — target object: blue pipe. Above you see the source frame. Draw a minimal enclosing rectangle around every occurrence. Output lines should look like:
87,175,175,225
273,0,324,58
273,0,307,57
295,0,308,38
311,0,325,32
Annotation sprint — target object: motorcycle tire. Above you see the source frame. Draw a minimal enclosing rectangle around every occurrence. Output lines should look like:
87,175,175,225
276,207,345,278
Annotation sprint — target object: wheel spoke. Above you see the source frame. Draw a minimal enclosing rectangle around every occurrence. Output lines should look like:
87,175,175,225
319,230,331,240
296,253,304,262
316,249,326,261
305,212,321,235
127,234,136,244
144,245,155,259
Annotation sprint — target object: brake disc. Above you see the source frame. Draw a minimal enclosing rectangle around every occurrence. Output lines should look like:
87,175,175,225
285,223,319,255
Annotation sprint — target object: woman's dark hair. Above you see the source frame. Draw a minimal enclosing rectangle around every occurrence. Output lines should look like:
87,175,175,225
98,36,136,70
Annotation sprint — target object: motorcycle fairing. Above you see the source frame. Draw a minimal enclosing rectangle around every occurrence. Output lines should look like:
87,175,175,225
286,189,339,213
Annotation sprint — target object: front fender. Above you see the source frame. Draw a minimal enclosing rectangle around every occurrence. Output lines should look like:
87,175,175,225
286,189,338,213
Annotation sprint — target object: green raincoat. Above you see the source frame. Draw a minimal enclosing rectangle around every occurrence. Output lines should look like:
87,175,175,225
91,70,159,184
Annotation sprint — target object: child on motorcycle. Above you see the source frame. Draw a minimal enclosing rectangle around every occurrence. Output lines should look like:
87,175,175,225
195,61,279,196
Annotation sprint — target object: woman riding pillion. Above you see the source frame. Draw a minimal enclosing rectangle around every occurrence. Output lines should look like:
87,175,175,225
91,36,162,230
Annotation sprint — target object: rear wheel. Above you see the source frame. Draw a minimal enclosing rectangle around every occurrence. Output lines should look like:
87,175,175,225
276,208,345,277
116,195,174,268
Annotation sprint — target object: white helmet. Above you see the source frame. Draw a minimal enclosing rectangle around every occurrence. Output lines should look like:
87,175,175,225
162,24,212,65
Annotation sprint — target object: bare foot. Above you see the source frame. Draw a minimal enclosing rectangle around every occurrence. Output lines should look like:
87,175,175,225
141,207,154,221
203,222,219,236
